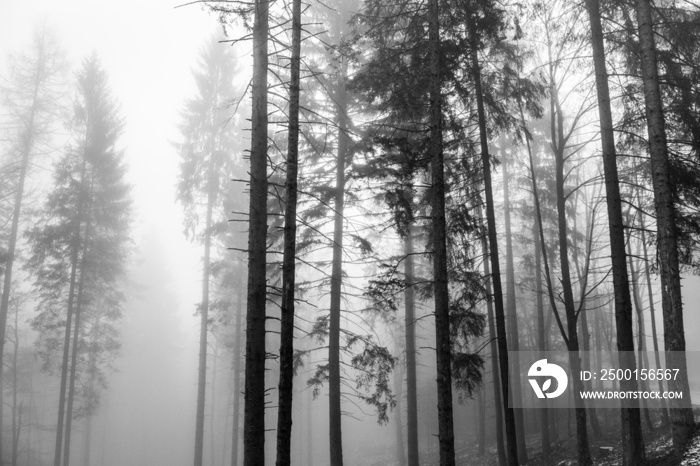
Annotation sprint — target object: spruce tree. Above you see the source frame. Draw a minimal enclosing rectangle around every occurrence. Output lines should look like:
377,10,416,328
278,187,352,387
175,33,240,466
26,53,130,466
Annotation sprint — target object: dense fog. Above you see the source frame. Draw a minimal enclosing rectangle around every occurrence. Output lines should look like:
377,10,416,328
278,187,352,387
3,1,700,466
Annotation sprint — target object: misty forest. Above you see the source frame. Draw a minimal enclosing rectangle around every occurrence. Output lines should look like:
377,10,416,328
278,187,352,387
2,0,700,465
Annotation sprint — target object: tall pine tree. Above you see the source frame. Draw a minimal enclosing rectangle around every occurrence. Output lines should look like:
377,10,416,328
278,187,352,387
175,33,240,466
26,53,131,466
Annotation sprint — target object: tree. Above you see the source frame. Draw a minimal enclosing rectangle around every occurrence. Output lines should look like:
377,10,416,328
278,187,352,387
479,219,506,466
634,0,695,455
500,148,527,461
175,32,240,466
583,0,648,458
230,265,245,466
462,1,520,461
244,1,270,464
26,52,130,466
427,0,457,464
275,0,302,463
0,26,65,459
403,224,419,466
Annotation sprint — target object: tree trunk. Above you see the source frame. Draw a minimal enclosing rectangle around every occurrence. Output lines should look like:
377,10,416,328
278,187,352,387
501,154,528,464
477,388,485,456
471,21,518,466
627,240,654,431
552,92,592,466
583,0,646,462
640,217,669,426
244,1,269,464
404,225,420,466
393,348,406,465
275,1,301,462
572,197,602,440
635,0,694,455
54,157,88,466
328,40,349,466
63,242,89,466
0,63,43,461
210,341,219,466
480,228,506,466
82,415,93,466
11,306,20,466
532,218,550,459
232,271,244,466
428,1,456,464
63,174,96,466
307,383,313,466
194,148,216,466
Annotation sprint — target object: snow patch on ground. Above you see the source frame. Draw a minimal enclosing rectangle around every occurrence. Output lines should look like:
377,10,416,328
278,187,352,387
681,430,700,465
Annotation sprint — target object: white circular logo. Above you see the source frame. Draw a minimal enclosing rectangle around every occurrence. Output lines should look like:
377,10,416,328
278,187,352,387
528,359,568,399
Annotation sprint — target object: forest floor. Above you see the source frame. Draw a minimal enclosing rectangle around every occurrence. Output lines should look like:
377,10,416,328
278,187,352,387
435,411,700,465
358,412,700,465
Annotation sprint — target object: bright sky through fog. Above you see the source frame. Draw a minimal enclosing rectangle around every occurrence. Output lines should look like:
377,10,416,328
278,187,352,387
0,0,237,325
0,2,252,462
1,0,216,231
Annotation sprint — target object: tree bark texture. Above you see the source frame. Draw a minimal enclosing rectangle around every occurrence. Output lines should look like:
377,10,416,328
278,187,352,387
635,0,694,455
244,1,269,464
583,0,646,462
275,0,301,462
428,1,456,464
328,35,349,466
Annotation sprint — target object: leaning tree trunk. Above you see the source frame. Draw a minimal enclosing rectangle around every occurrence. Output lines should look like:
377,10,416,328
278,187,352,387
501,155,528,464
428,0,456,464
635,0,695,455
470,20,518,466
583,0,646,462
403,225,420,466
244,1,270,465
275,0,301,462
